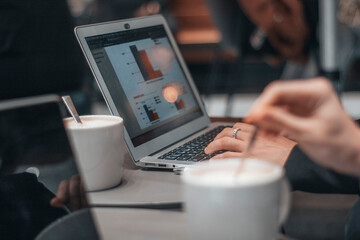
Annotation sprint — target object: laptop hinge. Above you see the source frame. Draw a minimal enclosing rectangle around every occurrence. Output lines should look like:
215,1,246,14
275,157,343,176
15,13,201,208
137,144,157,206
148,126,208,156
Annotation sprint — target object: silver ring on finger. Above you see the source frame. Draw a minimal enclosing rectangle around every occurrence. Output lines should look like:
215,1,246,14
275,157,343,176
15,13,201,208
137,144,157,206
232,128,241,139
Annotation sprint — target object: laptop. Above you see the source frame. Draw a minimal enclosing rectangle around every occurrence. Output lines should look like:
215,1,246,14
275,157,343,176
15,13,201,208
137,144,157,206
74,15,232,169
0,95,99,240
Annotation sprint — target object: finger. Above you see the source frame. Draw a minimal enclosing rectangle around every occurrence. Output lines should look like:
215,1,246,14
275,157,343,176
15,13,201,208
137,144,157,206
210,151,244,160
253,78,330,110
245,78,332,123
214,127,252,142
50,197,63,208
254,106,309,137
69,175,81,211
50,198,62,208
213,127,234,141
57,180,70,202
232,122,254,132
234,130,251,141
205,137,246,154
51,180,70,207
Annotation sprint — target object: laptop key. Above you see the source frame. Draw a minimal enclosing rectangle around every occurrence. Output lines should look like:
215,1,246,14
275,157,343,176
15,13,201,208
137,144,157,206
176,155,191,161
158,126,230,160
193,154,206,161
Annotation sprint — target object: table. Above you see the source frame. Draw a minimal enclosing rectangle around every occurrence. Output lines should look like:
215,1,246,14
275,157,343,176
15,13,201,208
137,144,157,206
87,151,183,208
92,208,294,240
87,118,241,208
83,117,296,239
37,208,293,239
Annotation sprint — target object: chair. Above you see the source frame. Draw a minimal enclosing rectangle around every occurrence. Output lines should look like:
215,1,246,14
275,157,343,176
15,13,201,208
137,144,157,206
35,209,99,240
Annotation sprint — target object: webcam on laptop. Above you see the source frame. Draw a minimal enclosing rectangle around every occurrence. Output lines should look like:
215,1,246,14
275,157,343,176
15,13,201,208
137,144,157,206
124,23,130,29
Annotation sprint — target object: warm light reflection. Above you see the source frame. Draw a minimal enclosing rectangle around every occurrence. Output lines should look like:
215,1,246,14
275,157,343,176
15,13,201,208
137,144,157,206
162,82,185,103
149,46,174,70
162,85,178,103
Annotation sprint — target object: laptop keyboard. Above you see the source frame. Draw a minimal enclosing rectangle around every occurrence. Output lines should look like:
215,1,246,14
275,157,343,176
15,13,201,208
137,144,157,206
158,125,230,161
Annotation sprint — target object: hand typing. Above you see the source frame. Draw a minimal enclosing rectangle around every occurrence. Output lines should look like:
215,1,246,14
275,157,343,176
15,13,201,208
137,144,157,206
204,122,296,166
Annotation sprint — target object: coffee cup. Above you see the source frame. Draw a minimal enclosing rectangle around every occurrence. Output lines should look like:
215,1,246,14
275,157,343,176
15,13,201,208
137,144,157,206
182,158,290,240
64,115,125,191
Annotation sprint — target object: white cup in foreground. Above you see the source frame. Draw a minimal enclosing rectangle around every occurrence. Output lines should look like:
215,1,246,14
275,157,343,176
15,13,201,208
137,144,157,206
182,158,290,240
64,115,125,191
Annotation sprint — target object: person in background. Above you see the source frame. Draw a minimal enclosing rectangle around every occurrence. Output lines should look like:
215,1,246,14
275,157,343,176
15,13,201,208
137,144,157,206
205,77,360,239
237,0,317,65
0,0,86,108
75,0,173,26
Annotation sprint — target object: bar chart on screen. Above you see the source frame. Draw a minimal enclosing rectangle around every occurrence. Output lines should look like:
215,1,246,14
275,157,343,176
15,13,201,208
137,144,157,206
175,99,185,110
104,35,198,130
106,38,166,88
129,45,163,81
136,95,163,124
143,105,160,122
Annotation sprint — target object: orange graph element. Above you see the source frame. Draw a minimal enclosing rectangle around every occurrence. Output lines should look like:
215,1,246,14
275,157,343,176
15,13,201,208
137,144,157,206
149,110,159,120
175,99,185,110
139,50,163,79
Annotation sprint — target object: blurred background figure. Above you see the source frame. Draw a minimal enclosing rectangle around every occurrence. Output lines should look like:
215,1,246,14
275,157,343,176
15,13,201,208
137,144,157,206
69,0,171,23
338,0,360,91
3,0,360,114
237,0,314,69
0,0,91,114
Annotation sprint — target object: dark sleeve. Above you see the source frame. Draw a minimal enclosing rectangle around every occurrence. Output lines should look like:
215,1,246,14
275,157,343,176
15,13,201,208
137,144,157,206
284,146,360,194
0,173,67,240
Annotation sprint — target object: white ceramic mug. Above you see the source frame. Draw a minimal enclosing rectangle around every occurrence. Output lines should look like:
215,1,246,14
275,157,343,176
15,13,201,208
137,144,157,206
182,158,290,240
64,115,125,191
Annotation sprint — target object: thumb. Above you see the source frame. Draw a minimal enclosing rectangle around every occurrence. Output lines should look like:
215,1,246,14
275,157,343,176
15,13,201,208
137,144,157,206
255,106,308,138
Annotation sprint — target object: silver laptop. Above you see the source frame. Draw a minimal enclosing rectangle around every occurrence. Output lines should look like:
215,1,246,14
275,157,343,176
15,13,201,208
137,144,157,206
74,15,232,169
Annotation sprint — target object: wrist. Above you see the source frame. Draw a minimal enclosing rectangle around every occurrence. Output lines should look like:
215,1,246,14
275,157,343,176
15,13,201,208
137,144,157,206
278,137,297,166
260,135,297,167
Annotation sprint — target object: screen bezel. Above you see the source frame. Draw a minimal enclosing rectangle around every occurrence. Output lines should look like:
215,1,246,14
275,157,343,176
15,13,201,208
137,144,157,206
0,95,101,239
0,95,66,175
75,15,211,163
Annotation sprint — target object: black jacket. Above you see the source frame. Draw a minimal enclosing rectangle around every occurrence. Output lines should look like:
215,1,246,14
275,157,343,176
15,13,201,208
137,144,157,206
285,146,359,194
284,120,360,240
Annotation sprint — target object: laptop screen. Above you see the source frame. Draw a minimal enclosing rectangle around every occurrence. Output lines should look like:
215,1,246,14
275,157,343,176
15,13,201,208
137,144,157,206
85,25,203,147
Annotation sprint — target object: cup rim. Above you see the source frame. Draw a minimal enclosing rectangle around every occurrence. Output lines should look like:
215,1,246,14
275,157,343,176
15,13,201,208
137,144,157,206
63,115,123,129
182,158,284,188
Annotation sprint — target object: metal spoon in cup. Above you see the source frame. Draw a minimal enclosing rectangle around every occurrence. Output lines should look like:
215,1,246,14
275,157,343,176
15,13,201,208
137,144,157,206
61,95,82,124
